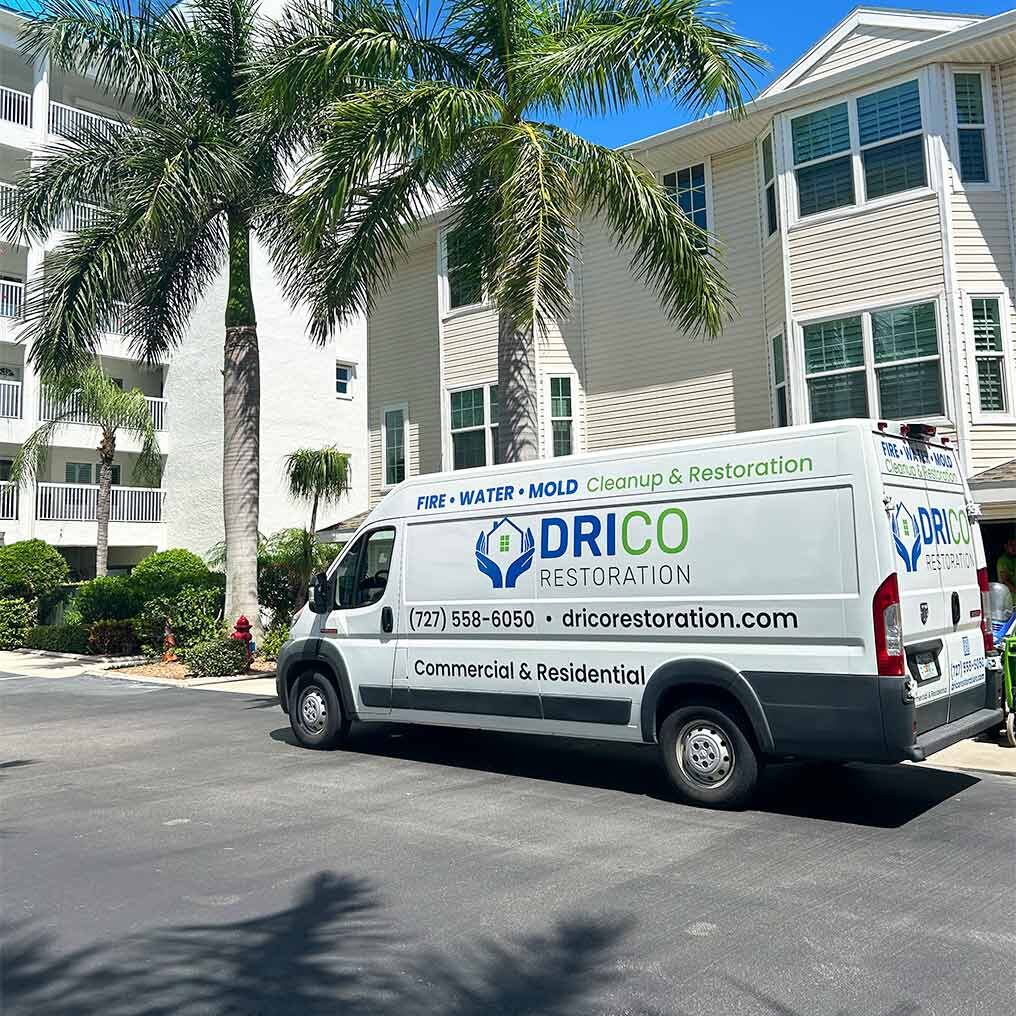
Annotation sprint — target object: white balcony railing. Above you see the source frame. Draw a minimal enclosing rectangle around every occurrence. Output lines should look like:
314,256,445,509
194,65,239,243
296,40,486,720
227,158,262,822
39,390,167,430
0,85,31,128
0,481,17,520
37,482,164,523
0,278,24,320
49,101,122,141
0,378,22,418
59,201,103,231
0,181,18,219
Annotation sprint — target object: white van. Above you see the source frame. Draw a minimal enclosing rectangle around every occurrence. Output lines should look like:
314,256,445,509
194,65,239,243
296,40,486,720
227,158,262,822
276,420,1002,808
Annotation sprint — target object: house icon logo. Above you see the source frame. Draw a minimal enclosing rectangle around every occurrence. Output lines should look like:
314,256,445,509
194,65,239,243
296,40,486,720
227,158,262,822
891,502,922,573
475,517,535,589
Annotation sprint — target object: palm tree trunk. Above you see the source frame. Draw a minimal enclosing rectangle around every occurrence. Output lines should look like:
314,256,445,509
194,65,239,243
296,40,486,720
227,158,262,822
309,492,319,539
496,312,540,462
223,209,262,637
95,431,115,578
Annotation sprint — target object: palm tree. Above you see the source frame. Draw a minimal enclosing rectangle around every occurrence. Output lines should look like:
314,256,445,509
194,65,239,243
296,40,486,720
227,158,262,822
10,364,161,577
256,0,766,460
283,445,352,537
9,0,318,633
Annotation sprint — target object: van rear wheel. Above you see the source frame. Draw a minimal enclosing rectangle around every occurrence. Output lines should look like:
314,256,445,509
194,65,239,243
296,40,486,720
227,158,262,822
659,704,759,809
289,672,348,749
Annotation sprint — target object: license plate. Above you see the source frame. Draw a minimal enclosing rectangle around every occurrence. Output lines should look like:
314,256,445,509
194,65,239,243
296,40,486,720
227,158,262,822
913,652,939,681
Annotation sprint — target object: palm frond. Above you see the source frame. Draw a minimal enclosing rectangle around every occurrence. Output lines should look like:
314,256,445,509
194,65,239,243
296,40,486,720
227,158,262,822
519,0,767,117
284,447,352,504
553,126,733,335
7,419,61,487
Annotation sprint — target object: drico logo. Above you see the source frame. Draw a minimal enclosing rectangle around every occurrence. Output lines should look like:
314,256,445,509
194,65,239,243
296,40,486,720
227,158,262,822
891,501,972,572
475,517,535,589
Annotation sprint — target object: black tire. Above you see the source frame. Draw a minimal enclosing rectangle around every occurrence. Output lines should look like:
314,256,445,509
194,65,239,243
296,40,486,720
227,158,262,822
289,671,348,750
658,703,759,809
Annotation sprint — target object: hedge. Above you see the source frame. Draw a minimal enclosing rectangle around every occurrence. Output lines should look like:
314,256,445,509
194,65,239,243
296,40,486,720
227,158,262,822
0,540,69,617
23,623,90,655
136,585,224,657
89,619,140,657
186,636,249,678
0,598,34,650
129,549,216,601
73,575,143,623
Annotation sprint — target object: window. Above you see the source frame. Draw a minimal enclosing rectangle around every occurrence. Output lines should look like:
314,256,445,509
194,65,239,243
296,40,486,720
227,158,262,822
954,72,989,183
802,300,944,423
65,462,92,484
663,163,708,230
383,407,406,487
334,527,395,609
445,227,483,310
450,384,499,469
335,362,354,398
970,297,1008,412
760,134,778,236
0,458,11,482
790,78,926,219
549,377,574,456
770,334,789,426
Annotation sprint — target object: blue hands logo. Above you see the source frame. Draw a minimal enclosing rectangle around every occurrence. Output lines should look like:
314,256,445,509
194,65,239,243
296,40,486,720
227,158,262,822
891,502,922,573
475,517,535,589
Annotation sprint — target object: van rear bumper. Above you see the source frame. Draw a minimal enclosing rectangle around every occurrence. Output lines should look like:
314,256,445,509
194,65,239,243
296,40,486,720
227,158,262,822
904,708,1003,762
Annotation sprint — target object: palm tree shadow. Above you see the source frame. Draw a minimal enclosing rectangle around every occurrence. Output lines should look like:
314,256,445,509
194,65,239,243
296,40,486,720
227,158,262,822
2,872,648,1016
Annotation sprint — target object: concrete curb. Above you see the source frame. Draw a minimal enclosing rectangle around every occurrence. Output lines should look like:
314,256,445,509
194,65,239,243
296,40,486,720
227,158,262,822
14,649,147,666
85,667,276,689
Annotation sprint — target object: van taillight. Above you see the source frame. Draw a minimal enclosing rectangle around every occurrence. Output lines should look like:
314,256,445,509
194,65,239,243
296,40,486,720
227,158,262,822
873,573,904,676
977,567,994,655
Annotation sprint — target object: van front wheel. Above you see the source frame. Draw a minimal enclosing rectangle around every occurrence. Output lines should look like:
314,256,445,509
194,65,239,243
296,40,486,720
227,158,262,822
289,672,348,750
659,704,759,809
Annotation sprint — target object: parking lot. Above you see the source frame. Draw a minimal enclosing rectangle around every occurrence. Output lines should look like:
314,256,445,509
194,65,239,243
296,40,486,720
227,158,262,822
1,670,1012,1016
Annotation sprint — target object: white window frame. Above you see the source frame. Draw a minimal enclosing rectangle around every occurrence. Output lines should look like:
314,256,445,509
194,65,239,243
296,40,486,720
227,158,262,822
439,223,486,318
758,132,780,243
659,159,713,234
964,291,1016,424
381,401,409,491
782,70,937,229
794,290,951,425
546,374,577,457
335,360,356,400
768,333,790,427
947,65,999,191
446,382,498,470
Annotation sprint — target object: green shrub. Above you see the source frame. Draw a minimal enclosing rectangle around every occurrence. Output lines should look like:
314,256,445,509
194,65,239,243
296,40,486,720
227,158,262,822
186,636,249,678
0,598,33,650
73,575,143,623
88,619,140,656
136,584,224,657
23,623,90,655
62,606,84,627
129,549,212,601
259,622,289,661
0,540,69,617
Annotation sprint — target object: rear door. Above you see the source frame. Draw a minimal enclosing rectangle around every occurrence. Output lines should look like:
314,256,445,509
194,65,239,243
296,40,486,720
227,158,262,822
876,432,985,731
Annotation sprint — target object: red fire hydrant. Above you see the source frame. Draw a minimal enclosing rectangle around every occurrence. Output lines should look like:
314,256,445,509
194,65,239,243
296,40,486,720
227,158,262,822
231,615,254,667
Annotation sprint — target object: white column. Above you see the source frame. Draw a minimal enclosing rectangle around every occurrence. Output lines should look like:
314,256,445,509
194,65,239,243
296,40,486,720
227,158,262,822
30,55,48,145
18,246,46,539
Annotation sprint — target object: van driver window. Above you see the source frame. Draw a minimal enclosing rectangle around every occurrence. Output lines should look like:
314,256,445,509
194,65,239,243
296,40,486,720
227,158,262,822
334,528,395,609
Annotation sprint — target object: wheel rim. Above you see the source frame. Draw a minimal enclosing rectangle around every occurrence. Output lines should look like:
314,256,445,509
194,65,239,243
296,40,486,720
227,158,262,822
298,687,328,734
676,720,735,788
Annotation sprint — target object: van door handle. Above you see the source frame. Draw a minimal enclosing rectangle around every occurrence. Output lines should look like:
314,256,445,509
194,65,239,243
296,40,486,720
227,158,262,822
381,606,393,634
951,591,961,626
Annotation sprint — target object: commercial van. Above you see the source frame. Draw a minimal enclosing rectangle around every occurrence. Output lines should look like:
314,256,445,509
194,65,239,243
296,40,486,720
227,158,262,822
276,420,1002,808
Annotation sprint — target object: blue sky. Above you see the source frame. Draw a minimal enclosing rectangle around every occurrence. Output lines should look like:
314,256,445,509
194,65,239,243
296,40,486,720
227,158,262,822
559,1,1007,148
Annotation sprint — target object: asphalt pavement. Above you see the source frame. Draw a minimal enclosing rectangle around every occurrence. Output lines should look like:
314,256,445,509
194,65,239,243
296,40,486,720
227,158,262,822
1,671,1013,1016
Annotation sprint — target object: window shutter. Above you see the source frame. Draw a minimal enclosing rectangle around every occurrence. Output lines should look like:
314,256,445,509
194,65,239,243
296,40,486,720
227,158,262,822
797,156,855,217
971,299,1003,352
857,80,922,146
803,317,864,374
863,135,926,199
958,128,988,183
791,103,850,164
871,302,937,362
954,73,985,124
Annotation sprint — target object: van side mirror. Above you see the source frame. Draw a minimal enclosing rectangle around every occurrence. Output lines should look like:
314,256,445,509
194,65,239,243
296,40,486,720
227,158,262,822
309,572,331,614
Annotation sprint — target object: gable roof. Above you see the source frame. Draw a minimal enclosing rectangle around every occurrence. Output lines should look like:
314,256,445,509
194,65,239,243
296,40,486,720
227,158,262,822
760,6,984,98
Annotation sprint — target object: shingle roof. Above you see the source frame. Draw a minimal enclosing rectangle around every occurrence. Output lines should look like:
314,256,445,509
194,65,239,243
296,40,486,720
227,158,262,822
969,459,1016,486
316,510,372,540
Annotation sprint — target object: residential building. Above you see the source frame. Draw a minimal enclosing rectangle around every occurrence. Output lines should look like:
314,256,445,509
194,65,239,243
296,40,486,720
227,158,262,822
0,2,368,577
365,6,1016,569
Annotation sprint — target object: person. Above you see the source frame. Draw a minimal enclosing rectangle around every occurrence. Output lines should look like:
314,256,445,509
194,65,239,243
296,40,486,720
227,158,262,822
997,534,1016,598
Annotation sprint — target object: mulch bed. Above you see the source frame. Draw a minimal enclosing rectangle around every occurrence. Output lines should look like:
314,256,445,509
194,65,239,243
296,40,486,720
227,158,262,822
113,659,276,681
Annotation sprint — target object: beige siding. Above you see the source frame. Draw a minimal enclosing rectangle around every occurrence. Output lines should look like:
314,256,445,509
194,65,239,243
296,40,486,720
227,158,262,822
788,194,944,314
535,309,585,456
956,61,1016,475
367,233,441,504
799,26,938,85
442,307,497,391
580,143,769,450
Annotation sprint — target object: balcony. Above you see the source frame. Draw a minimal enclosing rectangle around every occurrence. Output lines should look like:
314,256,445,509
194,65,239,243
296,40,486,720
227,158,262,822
40,389,168,431
0,277,24,320
0,480,16,520
48,102,122,141
37,482,164,523
0,85,31,129
0,378,21,418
